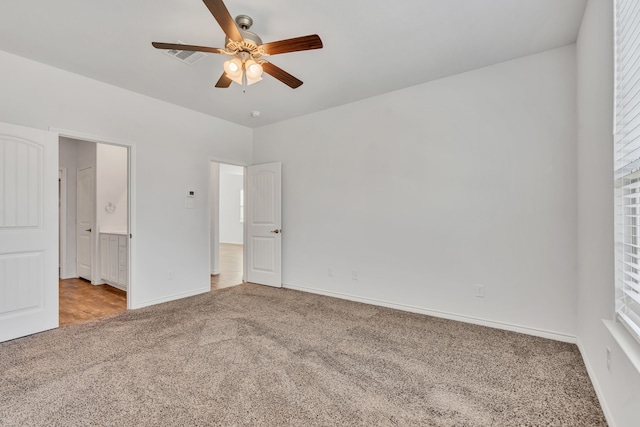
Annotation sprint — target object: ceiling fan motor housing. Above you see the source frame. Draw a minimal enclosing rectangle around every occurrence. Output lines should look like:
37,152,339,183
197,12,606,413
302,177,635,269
235,15,253,30
228,15,263,47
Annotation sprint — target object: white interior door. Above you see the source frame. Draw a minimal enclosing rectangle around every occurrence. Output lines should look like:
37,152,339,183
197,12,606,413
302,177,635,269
0,121,58,342
76,166,93,281
246,162,281,287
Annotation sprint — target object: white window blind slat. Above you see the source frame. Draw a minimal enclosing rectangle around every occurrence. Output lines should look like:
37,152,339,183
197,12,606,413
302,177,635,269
619,5,640,40
615,0,640,346
619,0,640,40
615,156,640,179
622,251,640,261
619,310,640,342
616,92,640,126
616,136,640,166
623,279,640,293
622,268,640,282
624,288,640,305
616,174,640,188
616,93,640,126
622,242,640,250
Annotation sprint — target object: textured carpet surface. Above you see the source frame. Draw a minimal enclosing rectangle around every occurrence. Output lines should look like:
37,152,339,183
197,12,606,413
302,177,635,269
0,284,606,426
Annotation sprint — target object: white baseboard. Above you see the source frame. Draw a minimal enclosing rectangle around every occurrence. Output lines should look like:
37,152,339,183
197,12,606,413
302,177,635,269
576,338,616,427
211,269,220,275
283,283,577,344
59,274,78,280
131,287,210,309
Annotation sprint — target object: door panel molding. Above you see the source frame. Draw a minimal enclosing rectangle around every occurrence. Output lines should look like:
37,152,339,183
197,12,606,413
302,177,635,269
0,121,58,342
246,162,281,287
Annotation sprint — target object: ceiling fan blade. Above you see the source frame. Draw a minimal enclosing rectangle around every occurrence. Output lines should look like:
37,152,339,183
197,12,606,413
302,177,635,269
152,42,224,54
261,62,303,89
215,73,232,88
202,0,243,42
261,34,323,56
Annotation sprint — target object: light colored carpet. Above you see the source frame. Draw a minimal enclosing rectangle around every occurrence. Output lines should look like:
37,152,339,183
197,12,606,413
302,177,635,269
0,283,606,426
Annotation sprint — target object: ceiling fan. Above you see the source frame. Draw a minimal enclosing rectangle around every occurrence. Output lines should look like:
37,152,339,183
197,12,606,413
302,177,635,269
152,0,323,89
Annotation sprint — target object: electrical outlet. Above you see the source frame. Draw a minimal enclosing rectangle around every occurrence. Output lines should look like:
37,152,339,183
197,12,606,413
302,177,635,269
352,271,358,281
606,347,611,372
168,271,174,280
328,268,334,277
475,284,485,298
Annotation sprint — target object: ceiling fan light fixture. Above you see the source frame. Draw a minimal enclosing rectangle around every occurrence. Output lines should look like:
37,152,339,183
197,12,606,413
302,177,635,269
244,59,263,85
223,57,243,84
245,60,262,77
245,74,263,86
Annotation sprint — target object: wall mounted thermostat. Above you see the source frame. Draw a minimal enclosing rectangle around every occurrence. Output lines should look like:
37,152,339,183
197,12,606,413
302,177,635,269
187,190,195,198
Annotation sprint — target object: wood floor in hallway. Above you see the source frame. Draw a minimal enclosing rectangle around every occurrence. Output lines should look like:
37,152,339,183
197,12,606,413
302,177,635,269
59,278,126,326
59,243,243,326
211,243,244,290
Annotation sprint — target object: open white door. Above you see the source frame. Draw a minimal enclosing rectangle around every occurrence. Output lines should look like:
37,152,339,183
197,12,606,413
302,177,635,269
0,121,58,342
76,166,93,281
246,162,281,287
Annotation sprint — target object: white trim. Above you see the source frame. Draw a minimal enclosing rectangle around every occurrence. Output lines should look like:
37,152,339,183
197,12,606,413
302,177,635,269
131,287,210,309
58,167,67,279
576,338,617,427
51,127,136,310
209,160,220,282
127,143,136,309
50,127,135,147
283,283,577,343
242,166,247,284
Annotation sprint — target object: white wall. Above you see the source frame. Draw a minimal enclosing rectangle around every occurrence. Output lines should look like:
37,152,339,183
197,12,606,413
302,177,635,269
576,1,640,425
0,49,252,308
96,144,127,232
58,137,79,278
219,164,244,244
253,45,578,340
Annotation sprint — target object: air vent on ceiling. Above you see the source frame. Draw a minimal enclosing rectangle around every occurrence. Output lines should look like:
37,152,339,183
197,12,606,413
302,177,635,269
164,41,207,65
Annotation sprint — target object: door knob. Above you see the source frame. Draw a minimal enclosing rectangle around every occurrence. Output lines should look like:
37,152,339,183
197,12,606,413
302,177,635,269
271,229,281,234
85,228,92,232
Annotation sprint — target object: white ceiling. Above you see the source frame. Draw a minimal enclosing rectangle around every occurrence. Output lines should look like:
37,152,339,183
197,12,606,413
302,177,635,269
0,0,587,128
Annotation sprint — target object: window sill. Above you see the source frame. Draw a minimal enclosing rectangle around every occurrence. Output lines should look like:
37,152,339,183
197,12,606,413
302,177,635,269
603,319,640,374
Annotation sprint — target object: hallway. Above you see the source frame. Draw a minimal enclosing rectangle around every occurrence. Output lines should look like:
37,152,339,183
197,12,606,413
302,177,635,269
59,244,243,326
211,243,243,290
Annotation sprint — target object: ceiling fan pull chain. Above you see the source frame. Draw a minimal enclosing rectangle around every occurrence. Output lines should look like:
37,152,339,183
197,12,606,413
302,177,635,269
242,66,247,93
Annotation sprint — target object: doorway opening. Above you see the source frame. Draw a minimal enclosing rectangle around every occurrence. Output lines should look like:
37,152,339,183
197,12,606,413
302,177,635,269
58,137,129,325
210,162,244,290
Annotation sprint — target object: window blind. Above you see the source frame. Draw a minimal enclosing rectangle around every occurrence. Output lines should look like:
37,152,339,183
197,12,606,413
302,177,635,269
614,0,640,344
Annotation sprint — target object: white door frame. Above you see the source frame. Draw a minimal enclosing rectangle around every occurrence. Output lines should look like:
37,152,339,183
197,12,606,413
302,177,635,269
51,128,136,310
59,168,67,279
208,159,248,284
210,161,221,276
